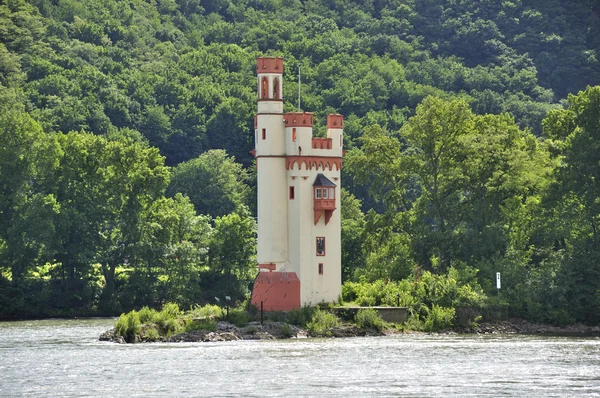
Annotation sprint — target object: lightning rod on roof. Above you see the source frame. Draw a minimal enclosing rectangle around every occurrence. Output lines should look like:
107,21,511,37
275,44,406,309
298,66,301,112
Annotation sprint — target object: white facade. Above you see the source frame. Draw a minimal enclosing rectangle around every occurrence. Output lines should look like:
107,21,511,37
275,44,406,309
251,57,343,310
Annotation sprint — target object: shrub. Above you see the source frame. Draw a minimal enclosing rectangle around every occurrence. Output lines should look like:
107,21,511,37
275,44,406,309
143,326,160,342
189,304,224,319
285,306,314,327
115,310,141,341
306,309,339,336
160,302,182,319
355,308,385,332
184,319,216,332
228,308,249,327
160,317,183,336
423,305,455,332
280,323,294,338
138,306,157,324
267,311,284,322
341,282,359,302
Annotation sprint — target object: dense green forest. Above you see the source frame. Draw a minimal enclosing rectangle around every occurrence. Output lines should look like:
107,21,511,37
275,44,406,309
1,0,600,325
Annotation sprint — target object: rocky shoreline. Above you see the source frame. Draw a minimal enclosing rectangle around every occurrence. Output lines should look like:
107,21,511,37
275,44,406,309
99,318,600,344
454,318,600,336
99,320,386,344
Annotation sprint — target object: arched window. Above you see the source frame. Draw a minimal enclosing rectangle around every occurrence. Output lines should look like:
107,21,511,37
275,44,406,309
261,77,269,99
273,77,280,99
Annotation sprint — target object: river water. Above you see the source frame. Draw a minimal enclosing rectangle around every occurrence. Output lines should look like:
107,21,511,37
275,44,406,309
0,319,599,397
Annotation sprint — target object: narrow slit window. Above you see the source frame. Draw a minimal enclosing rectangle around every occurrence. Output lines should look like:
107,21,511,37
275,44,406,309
262,128,266,140
292,128,297,142
289,186,295,200
273,78,280,99
316,237,325,256
318,263,324,275
261,77,268,99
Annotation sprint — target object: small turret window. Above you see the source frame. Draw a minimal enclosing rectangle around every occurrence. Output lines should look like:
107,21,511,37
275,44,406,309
315,188,321,199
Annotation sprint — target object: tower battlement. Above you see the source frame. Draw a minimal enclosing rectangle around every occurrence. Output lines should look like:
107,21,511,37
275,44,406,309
284,112,314,127
256,57,284,74
327,114,344,129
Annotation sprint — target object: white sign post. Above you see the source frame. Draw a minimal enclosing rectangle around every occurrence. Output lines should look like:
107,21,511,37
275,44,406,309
496,272,501,290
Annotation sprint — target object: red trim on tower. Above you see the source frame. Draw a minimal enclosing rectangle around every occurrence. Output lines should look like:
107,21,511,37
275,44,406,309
256,57,284,74
284,112,314,127
286,156,342,171
251,272,300,312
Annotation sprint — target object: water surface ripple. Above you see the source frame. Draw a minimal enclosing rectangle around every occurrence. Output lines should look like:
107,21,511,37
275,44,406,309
1,319,599,397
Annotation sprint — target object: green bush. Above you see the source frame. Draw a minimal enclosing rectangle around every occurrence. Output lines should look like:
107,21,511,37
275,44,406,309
423,305,455,332
143,326,160,342
184,319,216,332
341,282,359,302
228,308,249,327
189,304,224,319
138,306,158,324
355,308,385,332
115,310,141,341
306,309,340,336
285,306,314,327
160,302,182,319
267,311,284,322
280,323,294,338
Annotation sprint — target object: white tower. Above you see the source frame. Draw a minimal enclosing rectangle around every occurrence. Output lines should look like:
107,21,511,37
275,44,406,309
251,57,343,311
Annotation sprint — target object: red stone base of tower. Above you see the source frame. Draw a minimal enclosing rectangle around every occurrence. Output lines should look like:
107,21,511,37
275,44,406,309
251,271,300,311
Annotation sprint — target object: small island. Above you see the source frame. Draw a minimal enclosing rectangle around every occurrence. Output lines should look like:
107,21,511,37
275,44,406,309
99,303,396,344
99,302,600,344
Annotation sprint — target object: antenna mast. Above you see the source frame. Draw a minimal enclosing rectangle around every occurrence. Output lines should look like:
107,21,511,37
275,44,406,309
298,66,301,112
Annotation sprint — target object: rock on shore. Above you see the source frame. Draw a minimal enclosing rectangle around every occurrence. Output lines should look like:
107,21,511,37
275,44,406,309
100,321,309,344
456,318,600,336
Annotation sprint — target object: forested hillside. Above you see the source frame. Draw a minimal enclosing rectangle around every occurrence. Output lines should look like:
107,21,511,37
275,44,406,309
1,0,600,324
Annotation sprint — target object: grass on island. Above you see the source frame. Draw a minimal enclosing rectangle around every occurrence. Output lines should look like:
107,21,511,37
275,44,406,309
114,293,468,343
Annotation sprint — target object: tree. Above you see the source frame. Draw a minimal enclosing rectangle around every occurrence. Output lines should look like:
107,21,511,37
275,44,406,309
167,149,250,218
0,110,59,281
541,86,600,323
207,212,256,303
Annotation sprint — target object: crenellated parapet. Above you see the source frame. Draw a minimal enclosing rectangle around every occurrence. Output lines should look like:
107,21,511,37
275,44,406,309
312,137,332,149
284,112,314,127
327,114,344,129
256,57,284,74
